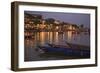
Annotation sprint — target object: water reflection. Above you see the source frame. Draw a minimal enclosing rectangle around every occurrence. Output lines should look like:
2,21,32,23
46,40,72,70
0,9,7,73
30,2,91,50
25,31,90,48
67,31,72,41
24,31,90,61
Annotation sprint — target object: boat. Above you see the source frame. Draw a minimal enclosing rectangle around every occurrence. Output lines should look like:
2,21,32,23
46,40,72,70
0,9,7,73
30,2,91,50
47,43,70,48
47,43,90,51
38,45,90,58
65,42,90,50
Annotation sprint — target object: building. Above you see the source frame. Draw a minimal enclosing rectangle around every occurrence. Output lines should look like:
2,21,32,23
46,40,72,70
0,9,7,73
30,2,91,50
24,12,42,31
24,12,88,32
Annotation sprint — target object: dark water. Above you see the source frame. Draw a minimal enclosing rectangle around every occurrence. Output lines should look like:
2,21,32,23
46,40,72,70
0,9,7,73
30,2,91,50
24,31,90,61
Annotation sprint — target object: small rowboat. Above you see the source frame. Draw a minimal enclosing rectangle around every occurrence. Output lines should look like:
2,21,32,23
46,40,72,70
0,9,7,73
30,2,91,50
38,45,90,58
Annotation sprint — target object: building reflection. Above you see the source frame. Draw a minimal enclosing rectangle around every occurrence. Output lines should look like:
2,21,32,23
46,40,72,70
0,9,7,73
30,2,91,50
25,31,82,48
67,31,72,41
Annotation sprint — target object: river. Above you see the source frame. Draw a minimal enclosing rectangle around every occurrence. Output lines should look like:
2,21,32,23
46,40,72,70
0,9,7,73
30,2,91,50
24,31,90,61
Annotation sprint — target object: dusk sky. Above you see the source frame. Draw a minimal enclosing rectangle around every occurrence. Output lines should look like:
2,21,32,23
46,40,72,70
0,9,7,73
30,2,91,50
25,11,90,28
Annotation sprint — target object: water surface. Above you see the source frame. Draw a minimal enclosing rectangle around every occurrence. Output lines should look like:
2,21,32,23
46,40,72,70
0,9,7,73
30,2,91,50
24,31,90,61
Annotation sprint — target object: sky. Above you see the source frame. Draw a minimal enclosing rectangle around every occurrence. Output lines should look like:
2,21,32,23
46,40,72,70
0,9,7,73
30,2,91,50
25,11,90,28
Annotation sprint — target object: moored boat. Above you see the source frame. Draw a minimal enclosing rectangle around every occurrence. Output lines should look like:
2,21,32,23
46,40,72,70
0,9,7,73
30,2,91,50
47,43,70,48
65,42,90,50
38,45,90,58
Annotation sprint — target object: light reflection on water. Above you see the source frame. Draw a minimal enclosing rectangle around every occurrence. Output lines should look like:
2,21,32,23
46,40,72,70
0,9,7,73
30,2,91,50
24,31,90,61
26,31,90,47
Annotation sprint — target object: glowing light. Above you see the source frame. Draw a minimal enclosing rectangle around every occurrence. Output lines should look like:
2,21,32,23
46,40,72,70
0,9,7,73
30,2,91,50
69,25,72,30
56,26,59,29
67,31,72,41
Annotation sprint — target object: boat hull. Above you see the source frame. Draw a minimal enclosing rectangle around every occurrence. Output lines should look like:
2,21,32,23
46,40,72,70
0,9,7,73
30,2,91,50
38,46,90,58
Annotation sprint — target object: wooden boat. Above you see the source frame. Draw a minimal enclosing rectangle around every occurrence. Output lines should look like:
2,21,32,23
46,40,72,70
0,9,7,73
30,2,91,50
65,42,90,50
38,45,90,58
47,43,70,48
47,43,89,51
